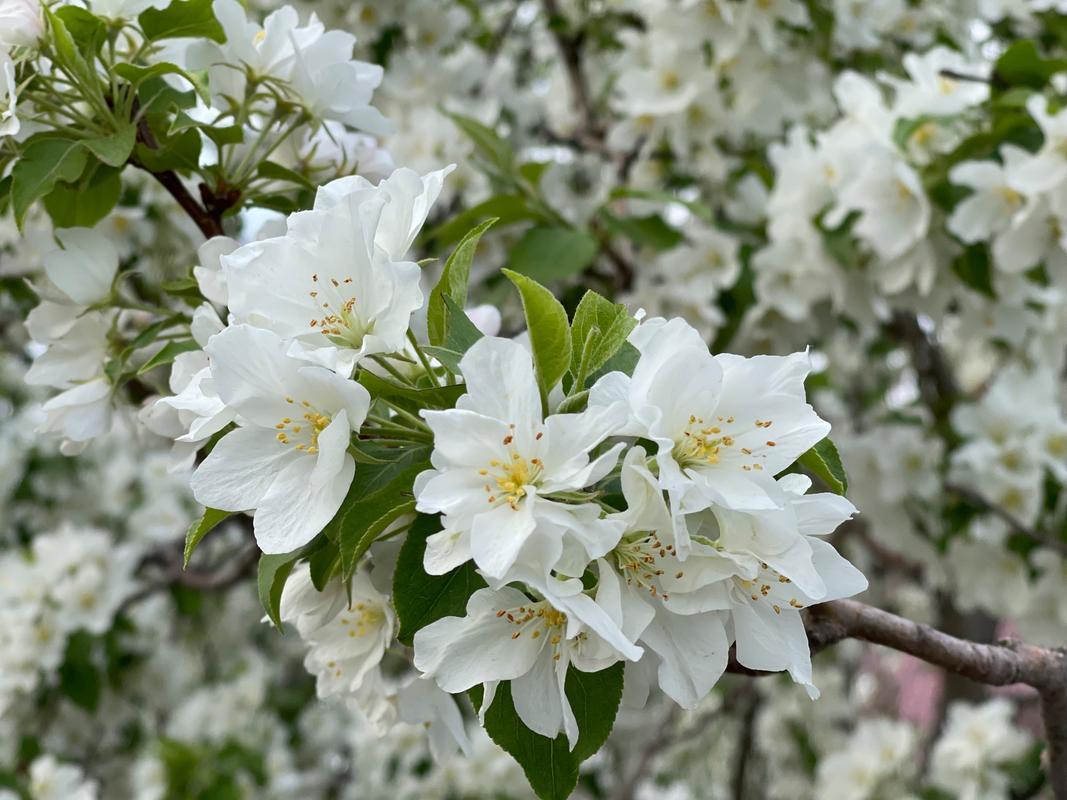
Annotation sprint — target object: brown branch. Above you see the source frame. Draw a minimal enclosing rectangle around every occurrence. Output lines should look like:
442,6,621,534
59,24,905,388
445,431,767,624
128,104,227,239
611,705,680,800
946,482,1067,558
747,600,1067,797
540,0,599,139
887,310,959,437
730,690,761,800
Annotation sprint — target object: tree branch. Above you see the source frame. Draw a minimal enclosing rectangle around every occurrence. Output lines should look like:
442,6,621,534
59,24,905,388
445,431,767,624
887,310,960,438
128,103,227,239
754,600,1067,797
540,0,599,140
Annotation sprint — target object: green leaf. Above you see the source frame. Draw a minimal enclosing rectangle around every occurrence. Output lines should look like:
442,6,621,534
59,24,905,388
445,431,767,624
427,217,498,346
393,514,486,645
83,125,137,168
427,194,537,246
306,535,340,591
10,139,88,226
599,212,683,251
508,225,599,284
446,112,514,176
133,127,201,174
569,290,637,390
480,664,625,800
258,551,301,630
256,160,314,189
357,370,464,410
183,508,233,567
54,6,106,52
441,295,485,356
139,0,224,42
951,244,996,299
797,437,848,495
502,269,572,398
137,339,201,376
137,75,197,115
994,40,1067,90
114,61,208,104
43,162,121,228
59,631,102,712
45,7,96,87
321,444,430,578
422,345,464,374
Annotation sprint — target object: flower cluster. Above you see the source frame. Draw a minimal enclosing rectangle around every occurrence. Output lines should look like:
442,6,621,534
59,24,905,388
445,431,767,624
3,0,1067,798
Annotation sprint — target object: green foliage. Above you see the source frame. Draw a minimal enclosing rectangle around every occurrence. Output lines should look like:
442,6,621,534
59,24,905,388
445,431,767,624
393,514,487,645
357,370,465,410
993,40,1067,90
320,444,430,579
476,664,625,800
43,163,122,228
951,244,996,299
139,0,225,42
427,217,498,346
447,112,515,181
257,551,301,630
423,295,486,374
507,225,600,284
137,340,202,376
53,6,106,52
133,127,202,175
183,508,234,567
10,139,89,227
797,437,849,495
59,631,102,712
569,290,637,392
599,211,683,251
159,738,267,800
502,269,572,401
428,194,538,246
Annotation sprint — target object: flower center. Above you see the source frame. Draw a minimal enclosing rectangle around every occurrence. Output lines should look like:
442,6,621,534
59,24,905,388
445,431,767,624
340,601,385,638
673,414,736,468
480,448,544,511
613,532,677,600
497,601,568,659
307,273,372,349
733,561,804,616
275,397,332,454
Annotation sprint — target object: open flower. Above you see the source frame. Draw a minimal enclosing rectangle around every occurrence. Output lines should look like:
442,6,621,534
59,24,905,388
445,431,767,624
592,317,830,556
595,447,733,708
188,0,390,134
680,474,867,697
224,168,447,376
189,324,371,553
413,585,628,748
280,563,395,727
414,336,626,582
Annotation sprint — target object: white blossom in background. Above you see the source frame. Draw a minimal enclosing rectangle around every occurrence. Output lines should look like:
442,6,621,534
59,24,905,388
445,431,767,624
929,699,1031,799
